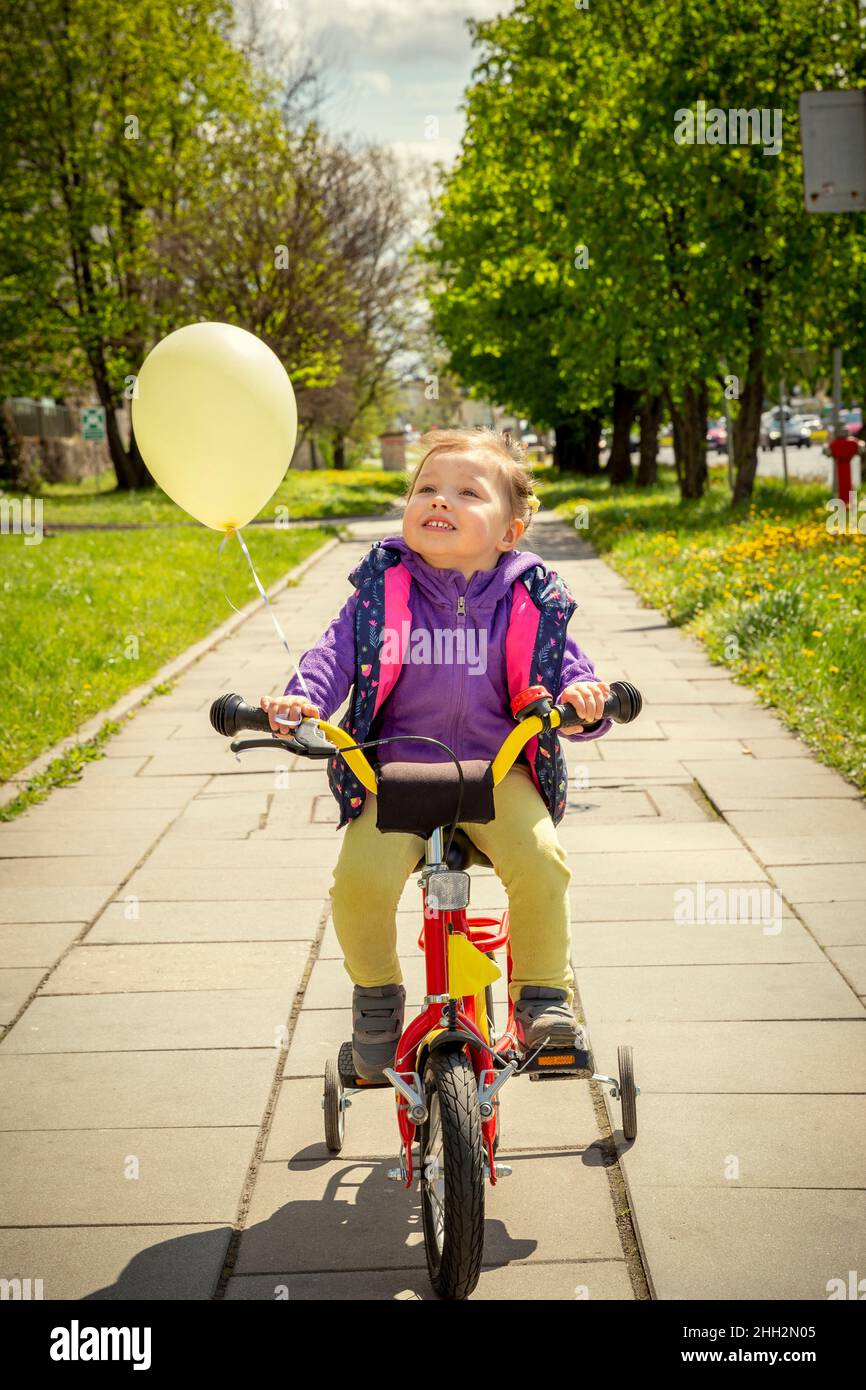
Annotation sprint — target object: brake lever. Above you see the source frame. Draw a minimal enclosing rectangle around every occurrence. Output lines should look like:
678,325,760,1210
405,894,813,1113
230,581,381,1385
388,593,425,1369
229,737,298,755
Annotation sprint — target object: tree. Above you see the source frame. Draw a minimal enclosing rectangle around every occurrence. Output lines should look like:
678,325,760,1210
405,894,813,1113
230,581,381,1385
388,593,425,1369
0,0,273,488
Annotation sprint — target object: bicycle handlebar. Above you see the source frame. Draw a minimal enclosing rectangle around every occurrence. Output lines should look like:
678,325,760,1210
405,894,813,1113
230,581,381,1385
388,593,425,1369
209,681,643,795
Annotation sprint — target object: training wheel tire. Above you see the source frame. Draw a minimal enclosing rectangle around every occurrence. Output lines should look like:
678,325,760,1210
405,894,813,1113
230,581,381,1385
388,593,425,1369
617,1044,637,1141
324,1058,345,1153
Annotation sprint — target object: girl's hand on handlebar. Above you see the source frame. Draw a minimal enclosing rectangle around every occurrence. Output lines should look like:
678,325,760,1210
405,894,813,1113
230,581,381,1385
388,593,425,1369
557,680,610,731
259,694,321,738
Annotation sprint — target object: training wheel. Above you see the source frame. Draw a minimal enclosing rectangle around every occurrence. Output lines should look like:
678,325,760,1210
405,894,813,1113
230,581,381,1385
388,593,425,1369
617,1044,637,1141
323,1057,345,1152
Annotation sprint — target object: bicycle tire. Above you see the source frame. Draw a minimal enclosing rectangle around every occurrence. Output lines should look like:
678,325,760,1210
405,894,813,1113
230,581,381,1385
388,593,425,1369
419,1046,485,1300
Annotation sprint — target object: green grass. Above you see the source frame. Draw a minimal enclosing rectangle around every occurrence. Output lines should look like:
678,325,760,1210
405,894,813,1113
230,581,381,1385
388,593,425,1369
537,466,866,792
21,466,408,527
0,523,334,786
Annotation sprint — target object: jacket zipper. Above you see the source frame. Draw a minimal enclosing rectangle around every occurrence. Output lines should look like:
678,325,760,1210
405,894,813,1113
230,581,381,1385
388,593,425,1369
452,591,467,759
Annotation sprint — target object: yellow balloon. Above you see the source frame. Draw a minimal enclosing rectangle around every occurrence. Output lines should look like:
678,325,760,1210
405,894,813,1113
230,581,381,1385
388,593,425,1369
132,322,298,531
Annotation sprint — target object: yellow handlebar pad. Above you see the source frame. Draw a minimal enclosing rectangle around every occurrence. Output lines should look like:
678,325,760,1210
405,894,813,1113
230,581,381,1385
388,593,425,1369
308,706,566,796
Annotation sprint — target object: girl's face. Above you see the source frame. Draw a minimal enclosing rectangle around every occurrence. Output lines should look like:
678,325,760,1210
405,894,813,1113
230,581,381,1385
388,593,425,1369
403,450,524,572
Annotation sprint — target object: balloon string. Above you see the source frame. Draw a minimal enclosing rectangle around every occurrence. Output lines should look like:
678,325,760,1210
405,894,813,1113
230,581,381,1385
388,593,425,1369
218,526,314,703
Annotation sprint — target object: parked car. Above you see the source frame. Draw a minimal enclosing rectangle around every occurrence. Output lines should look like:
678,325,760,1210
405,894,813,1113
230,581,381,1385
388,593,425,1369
841,407,863,437
762,413,812,449
706,418,728,452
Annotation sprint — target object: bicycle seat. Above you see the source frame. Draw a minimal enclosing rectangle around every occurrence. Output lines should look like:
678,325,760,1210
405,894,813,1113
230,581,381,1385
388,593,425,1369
412,827,492,874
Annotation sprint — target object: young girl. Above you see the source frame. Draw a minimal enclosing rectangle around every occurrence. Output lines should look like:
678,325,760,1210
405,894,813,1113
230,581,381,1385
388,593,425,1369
261,428,611,1080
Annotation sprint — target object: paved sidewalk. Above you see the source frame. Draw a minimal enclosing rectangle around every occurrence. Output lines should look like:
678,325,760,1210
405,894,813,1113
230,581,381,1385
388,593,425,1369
0,511,863,1300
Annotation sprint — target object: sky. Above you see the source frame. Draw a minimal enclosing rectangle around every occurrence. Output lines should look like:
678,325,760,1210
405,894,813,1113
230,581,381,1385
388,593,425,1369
260,0,506,168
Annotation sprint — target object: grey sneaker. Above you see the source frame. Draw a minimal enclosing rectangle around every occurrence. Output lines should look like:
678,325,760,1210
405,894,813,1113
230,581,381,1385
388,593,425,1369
351,983,406,1081
513,986,590,1056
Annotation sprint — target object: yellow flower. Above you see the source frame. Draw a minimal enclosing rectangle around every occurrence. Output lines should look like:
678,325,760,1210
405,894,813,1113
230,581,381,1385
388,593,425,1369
527,493,541,513
830,665,839,673
811,630,823,637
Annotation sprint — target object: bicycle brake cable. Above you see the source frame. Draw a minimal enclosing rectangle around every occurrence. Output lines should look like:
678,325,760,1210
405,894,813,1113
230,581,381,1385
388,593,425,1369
328,734,464,869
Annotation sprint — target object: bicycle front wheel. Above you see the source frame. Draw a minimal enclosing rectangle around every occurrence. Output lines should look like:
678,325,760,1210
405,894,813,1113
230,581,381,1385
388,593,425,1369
419,1046,485,1300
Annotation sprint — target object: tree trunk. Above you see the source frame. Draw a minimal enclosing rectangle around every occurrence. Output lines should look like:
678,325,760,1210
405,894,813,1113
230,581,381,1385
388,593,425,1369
0,401,22,485
332,428,346,470
681,382,708,499
666,387,684,487
732,345,764,504
667,383,708,500
553,411,602,474
636,394,662,487
608,382,638,485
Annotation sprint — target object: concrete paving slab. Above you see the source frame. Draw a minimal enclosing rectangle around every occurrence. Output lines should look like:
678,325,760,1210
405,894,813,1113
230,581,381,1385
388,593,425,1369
597,740,747,761
267,1073,602,1163
123,866,335,901
234,1158,428,1274
564,883,795,922
556,823,741,852
235,1146,624,1274
572,918,824,967
0,833,157,860
0,886,115,924
282,1008,353,1077
0,922,84,967
145,838,342,869
683,761,860,806
587,1019,866,1092
793,901,866,947
223,1260,635,1300
773,863,866,902
629,1189,866,1299
726,803,866,837
746,835,866,866
0,1049,277,1128
0,855,145,888
824,946,866,994
0,1128,256,1224
0,1225,231,1300
741,739,811,759
0,968,44,1025
563,850,763,885
617,1094,866,1185
88,898,327,944
41,941,312,994
0,989,297,1053
580,962,862,1022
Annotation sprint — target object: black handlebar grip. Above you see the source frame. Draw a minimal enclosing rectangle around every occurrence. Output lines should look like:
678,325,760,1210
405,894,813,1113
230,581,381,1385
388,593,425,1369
557,679,642,730
209,693,272,737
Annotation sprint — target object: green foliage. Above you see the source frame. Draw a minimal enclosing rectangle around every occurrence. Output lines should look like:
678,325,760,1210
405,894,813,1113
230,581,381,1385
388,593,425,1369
541,465,866,789
419,0,866,431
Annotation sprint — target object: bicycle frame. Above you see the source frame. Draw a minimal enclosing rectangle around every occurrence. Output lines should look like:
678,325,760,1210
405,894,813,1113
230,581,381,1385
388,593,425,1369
387,822,517,1191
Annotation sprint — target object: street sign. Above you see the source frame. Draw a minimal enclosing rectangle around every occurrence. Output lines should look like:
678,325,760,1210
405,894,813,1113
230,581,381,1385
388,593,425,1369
80,406,106,442
799,90,866,213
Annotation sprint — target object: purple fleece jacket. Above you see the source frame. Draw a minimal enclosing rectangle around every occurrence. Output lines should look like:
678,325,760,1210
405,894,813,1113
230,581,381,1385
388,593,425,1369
283,534,612,765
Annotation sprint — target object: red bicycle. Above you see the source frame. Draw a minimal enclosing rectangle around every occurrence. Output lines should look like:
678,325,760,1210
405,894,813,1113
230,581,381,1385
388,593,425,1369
211,679,642,1300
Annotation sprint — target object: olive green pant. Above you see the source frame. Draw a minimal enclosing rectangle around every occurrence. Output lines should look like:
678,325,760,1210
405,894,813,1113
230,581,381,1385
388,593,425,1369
328,764,575,1007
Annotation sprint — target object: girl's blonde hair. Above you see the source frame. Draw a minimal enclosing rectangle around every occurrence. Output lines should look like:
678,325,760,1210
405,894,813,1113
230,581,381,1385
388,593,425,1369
403,426,541,531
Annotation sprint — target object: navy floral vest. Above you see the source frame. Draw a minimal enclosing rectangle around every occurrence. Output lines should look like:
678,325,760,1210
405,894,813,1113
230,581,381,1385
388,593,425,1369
326,542,577,830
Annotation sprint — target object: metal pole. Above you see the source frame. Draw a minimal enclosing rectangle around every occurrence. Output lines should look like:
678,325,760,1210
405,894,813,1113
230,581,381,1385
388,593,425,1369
779,378,789,486
831,347,842,495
